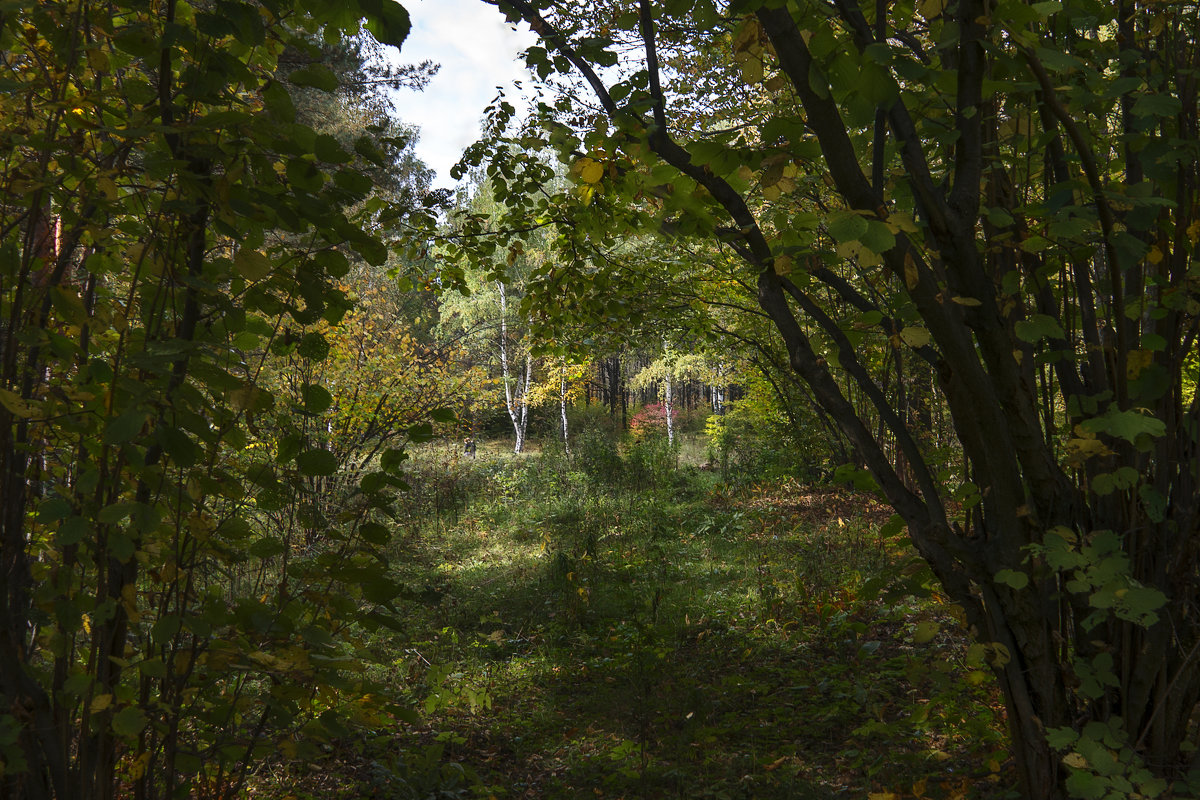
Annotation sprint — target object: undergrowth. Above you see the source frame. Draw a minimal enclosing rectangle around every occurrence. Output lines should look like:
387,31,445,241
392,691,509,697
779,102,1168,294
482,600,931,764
262,433,1014,800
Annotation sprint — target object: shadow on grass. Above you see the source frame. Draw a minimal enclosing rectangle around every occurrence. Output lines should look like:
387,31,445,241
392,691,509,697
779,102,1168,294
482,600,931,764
381,487,1011,800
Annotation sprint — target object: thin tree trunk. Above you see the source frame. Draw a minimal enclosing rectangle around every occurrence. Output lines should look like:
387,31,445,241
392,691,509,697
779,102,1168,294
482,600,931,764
497,281,527,453
664,368,674,447
560,361,570,453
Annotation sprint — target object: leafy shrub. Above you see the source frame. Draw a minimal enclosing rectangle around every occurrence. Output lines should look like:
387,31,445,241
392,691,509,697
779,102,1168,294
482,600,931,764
574,427,623,486
627,431,677,491
629,402,677,442
705,376,837,484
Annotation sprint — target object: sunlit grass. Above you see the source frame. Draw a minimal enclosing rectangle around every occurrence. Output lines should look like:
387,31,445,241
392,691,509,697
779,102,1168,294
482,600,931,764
269,436,1012,799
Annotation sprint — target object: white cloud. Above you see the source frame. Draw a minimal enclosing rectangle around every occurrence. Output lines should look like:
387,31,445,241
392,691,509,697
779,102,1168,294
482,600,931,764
389,0,537,188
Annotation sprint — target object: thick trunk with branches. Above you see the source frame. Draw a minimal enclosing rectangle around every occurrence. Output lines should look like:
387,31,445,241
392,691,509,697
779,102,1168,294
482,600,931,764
486,0,1200,795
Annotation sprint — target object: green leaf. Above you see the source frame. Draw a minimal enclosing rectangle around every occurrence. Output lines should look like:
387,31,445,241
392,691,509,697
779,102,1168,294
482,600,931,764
1121,586,1166,624
301,384,333,414
158,426,200,467
57,517,90,546
1091,467,1139,496
1081,407,1167,445
381,448,408,471
109,532,136,562
314,134,352,164
996,569,1030,589
360,0,411,48
1046,726,1079,750
98,502,137,524
297,332,330,361
111,706,148,737
104,409,146,445
235,248,273,281
1132,93,1182,119
359,522,390,545
288,63,339,92
313,249,351,279
1139,485,1166,523
826,211,869,243
860,220,895,254
296,449,338,476
430,407,457,424
406,422,434,444
0,388,36,418
263,79,296,122
1014,314,1066,343
1064,768,1106,800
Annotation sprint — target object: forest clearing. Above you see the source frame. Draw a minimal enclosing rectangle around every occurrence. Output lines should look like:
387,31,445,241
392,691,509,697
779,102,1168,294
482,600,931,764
3,1,1199,799
259,437,1010,800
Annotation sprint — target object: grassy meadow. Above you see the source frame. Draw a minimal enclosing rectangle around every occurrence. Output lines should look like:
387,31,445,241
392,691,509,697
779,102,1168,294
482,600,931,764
259,432,1013,800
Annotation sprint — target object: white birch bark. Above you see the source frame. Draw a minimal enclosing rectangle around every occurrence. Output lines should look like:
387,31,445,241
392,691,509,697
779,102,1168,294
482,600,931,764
559,361,570,453
517,351,531,452
664,370,675,447
497,281,529,453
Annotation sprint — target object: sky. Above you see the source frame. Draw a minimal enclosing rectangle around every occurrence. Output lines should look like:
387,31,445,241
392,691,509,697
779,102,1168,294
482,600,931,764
388,0,538,189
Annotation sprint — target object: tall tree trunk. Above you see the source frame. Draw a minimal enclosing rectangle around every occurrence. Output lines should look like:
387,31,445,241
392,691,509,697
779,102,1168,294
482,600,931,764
560,360,570,453
497,281,528,453
663,368,674,447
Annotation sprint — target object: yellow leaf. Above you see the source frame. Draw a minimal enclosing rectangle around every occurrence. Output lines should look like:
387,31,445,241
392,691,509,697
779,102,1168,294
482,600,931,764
1062,752,1089,769
887,212,920,234
129,752,150,781
965,669,989,685
1065,437,1110,460
732,17,762,55
1127,349,1153,379
951,295,982,306
121,584,140,623
917,0,946,19
738,57,764,84
97,176,119,201
0,388,36,419
774,255,793,275
86,47,110,73
91,694,113,712
900,326,931,348
837,240,882,267
235,248,272,281
578,159,604,184
913,621,940,643
904,251,919,289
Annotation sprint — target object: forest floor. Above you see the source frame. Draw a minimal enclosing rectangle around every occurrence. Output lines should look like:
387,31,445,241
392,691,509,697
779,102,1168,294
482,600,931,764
262,439,1016,799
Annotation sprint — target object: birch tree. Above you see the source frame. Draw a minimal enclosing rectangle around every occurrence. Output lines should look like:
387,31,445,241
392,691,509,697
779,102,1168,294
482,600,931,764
497,280,534,452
